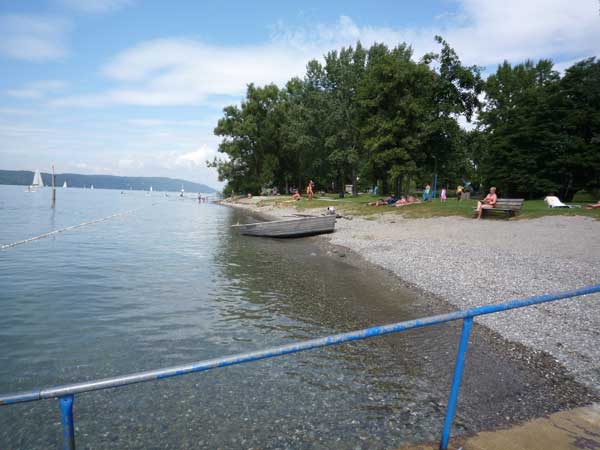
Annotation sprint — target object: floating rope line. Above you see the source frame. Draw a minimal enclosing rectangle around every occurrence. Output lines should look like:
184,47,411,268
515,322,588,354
1,207,145,250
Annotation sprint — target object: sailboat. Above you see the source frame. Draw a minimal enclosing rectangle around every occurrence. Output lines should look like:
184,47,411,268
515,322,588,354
146,186,153,196
26,169,44,192
63,181,68,188
91,185,94,190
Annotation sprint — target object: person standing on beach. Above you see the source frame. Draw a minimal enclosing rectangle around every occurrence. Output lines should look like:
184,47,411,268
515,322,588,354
440,188,447,203
423,184,431,201
306,180,314,200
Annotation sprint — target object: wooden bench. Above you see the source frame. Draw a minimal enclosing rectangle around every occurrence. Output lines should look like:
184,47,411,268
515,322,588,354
475,198,524,218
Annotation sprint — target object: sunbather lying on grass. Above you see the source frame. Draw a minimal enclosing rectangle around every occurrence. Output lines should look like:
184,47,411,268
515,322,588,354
368,196,397,206
585,201,600,209
393,195,421,207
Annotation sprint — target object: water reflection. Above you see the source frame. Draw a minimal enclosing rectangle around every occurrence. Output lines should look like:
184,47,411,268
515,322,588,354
0,187,590,449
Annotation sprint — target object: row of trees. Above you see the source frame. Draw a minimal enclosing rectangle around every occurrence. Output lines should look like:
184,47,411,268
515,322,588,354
210,37,600,200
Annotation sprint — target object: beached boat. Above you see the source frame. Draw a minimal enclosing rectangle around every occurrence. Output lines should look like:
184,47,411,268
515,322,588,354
232,215,336,238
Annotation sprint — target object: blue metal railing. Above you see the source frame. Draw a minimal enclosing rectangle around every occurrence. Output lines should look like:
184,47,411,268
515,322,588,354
1,284,599,450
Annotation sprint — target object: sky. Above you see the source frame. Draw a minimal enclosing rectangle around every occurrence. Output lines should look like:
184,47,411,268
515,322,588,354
1,0,599,189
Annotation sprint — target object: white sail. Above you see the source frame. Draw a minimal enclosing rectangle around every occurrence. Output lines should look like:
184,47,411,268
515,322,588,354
31,169,44,188
91,185,94,190
63,181,67,188
150,186,153,192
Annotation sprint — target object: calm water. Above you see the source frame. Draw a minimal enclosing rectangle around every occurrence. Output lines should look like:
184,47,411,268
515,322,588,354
0,185,563,449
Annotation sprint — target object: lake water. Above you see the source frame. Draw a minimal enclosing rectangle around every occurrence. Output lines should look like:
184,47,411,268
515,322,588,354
0,185,575,449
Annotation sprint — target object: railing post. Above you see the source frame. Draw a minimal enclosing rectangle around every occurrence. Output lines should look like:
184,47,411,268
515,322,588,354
59,394,75,450
439,316,473,450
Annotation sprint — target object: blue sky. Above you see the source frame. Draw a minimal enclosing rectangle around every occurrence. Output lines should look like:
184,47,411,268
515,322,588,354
1,0,599,188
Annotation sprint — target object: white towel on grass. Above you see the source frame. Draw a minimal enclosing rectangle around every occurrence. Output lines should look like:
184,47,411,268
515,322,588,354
544,196,569,208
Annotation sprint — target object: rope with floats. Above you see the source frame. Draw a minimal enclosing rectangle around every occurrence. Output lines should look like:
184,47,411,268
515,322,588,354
1,207,145,250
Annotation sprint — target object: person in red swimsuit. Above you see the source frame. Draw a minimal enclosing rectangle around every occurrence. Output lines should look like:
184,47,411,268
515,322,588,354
475,187,497,219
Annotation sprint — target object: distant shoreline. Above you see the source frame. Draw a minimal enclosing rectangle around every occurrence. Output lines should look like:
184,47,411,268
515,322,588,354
0,169,217,193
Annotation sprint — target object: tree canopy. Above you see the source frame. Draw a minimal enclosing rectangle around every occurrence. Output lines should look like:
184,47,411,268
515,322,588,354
210,38,599,200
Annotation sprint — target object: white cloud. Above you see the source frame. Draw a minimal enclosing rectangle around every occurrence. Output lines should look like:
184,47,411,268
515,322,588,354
0,107,38,115
117,158,143,169
51,1,600,108
442,0,600,66
70,162,114,173
53,38,308,107
127,118,213,127
6,80,68,99
0,115,222,187
173,145,216,168
59,0,133,14
127,118,168,127
0,15,69,62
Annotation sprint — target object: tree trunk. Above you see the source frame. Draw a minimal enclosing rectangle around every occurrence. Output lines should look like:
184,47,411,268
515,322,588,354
351,167,358,196
563,174,574,202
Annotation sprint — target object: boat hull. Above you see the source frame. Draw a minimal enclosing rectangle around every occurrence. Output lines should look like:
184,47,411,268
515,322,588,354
233,216,336,238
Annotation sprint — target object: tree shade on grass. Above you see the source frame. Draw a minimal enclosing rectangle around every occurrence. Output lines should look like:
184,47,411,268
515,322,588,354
256,195,600,220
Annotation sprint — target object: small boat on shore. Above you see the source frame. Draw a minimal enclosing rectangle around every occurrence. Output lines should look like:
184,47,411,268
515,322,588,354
232,215,336,238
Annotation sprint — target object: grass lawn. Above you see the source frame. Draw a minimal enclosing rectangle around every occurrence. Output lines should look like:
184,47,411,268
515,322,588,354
257,194,600,220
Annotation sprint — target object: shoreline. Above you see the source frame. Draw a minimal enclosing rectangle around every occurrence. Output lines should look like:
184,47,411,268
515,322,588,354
221,197,600,395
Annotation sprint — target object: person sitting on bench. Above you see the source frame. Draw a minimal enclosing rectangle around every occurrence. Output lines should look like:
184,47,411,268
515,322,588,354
475,187,497,219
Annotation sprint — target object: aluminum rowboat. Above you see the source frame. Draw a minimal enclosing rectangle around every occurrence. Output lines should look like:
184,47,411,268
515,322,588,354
232,215,336,238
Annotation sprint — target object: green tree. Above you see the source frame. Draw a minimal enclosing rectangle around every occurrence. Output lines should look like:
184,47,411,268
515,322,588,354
420,36,483,193
323,43,368,195
278,61,332,193
211,83,284,194
358,43,429,196
478,60,562,197
549,58,600,200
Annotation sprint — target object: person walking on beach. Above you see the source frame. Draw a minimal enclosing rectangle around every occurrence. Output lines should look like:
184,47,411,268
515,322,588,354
475,187,497,219
456,185,463,201
440,187,447,203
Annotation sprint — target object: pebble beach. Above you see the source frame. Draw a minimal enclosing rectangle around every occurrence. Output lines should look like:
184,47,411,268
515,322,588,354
225,198,600,393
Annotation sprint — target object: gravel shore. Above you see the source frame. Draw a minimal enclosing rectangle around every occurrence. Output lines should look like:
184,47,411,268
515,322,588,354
330,214,600,392
223,199,600,392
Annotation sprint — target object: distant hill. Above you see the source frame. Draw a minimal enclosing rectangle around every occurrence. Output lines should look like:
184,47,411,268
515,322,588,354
0,170,217,193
